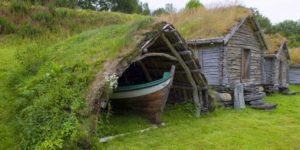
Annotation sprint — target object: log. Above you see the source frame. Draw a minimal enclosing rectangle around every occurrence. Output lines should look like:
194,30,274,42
134,52,178,62
161,34,202,117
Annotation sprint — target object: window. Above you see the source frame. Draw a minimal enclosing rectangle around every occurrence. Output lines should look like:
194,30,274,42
241,49,251,81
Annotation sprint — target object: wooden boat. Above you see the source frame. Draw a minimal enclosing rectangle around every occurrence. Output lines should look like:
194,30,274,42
110,66,175,124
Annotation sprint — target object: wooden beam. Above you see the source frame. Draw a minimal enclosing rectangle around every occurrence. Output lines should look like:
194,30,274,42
133,52,178,62
161,34,201,117
178,50,192,56
137,61,152,82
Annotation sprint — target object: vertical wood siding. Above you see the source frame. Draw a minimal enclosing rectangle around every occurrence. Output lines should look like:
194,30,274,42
289,67,300,84
196,46,223,85
226,20,264,85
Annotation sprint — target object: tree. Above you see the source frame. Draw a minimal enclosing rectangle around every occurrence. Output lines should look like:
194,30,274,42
109,0,142,14
142,3,150,15
165,3,176,13
77,0,111,11
152,8,166,16
185,0,203,9
152,3,176,16
252,8,273,33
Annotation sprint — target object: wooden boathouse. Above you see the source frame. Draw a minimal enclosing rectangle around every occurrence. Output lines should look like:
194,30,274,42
87,21,214,128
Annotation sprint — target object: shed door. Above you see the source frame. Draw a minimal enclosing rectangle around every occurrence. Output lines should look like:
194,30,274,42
279,61,286,85
241,49,251,81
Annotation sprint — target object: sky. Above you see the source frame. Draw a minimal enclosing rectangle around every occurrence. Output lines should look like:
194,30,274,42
140,0,300,24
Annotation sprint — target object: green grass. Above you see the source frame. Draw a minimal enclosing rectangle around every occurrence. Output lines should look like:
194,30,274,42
101,86,300,150
0,4,153,149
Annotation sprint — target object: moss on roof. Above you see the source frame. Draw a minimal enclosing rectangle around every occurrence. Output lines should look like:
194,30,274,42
158,6,251,40
264,33,287,54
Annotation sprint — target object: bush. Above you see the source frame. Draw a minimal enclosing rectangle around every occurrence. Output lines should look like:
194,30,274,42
0,17,15,34
10,0,30,14
16,44,45,74
18,24,42,38
31,11,53,25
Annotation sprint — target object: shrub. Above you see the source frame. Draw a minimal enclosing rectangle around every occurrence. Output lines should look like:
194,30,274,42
18,24,41,38
31,11,53,25
10,0,30,14
0,17,15,34
16,44,45,74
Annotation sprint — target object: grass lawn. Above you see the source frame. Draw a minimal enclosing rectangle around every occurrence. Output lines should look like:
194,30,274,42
101,86,300,150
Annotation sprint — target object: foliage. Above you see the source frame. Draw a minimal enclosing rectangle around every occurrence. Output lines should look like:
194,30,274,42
272,20,300,47
152,8,167,16
109,0,142,14
0,17,15,34
10,0,30,14
253,8,273,33
77,0,111,11
141,3,150,15
152,3,177,16
18,24,42,38
185,0,204,10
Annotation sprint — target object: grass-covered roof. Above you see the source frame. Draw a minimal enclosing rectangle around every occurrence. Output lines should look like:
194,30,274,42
158,6,251,40
264,33,287,54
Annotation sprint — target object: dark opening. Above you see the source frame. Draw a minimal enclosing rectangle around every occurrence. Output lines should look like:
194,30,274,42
117,62,163,86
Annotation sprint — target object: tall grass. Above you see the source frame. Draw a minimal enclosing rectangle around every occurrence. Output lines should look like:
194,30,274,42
290,48,300,64
158,5,250,39
264,33,287,54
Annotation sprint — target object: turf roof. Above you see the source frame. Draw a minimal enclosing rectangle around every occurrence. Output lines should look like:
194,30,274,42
158,6,251,40
264,33,287,55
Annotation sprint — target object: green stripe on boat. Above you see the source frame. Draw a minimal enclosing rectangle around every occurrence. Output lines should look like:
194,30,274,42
114,72,170,92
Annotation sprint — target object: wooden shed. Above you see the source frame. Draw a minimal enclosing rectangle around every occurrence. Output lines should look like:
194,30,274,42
187,15,268,93
289,65,300,84
159,6,274,108
264,34,290,91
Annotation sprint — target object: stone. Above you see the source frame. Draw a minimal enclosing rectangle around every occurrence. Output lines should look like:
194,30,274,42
234,83,245,109
256,86,264,92
244,92,266,102
249,99,264,105
250,103,277,110
216,93,232,102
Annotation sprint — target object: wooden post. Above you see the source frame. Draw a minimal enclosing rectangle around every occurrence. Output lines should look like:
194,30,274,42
161,34,201,117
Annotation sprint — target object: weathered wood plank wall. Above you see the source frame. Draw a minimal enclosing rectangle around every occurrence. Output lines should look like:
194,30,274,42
226,20,264,85
289,66,300,84
196,46,223,85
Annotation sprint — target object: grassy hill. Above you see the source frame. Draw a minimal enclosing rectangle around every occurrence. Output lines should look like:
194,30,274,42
0,3,154,149
1,3,300,149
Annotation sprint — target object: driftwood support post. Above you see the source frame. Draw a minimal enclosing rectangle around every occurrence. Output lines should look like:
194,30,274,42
161,34,201,117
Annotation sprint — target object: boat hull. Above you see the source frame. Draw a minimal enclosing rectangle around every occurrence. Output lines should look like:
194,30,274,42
110,80,171,124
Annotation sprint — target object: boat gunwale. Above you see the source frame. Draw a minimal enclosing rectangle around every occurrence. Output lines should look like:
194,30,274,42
114,72,170,93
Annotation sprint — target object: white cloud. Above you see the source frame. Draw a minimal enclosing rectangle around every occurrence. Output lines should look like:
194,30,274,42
140,0,300,24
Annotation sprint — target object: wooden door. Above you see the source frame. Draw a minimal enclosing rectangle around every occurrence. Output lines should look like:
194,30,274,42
241,49,251,81
279,61,283,85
